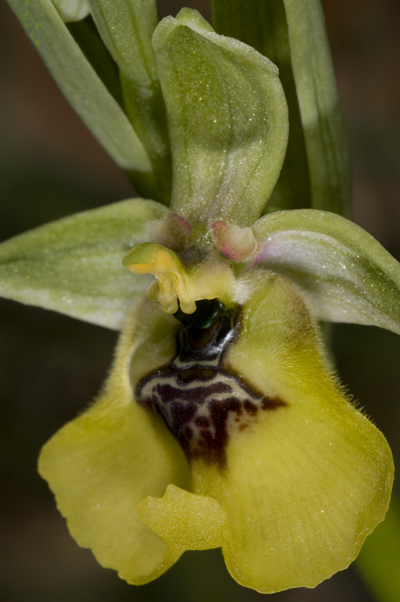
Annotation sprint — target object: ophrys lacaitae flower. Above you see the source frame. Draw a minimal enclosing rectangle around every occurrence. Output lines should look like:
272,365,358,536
2,1,400,594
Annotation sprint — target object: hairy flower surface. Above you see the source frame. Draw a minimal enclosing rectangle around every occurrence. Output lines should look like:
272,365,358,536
3,0,400,595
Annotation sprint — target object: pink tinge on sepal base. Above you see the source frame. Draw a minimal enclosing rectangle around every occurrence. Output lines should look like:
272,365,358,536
212,221,263,262
250,234,287,269
146,213,191,252
251,240,272,268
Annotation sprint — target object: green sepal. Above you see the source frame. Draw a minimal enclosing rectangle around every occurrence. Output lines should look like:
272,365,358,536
7,0,154,189
152,9,289,228
212,0,311,213
252,210,400,335
0,199,169,330
87,0,172,204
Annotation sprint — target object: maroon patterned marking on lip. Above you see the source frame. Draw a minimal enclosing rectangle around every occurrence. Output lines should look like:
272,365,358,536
184,426,193,440
244,400,257,416
194,416,211,428
154,380,232,404
137,364,286,469
134,301,287,468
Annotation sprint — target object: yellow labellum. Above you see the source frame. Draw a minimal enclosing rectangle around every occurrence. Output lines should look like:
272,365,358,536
38,271,393,593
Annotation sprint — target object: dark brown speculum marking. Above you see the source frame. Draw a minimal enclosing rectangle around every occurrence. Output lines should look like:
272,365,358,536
136,299,286,468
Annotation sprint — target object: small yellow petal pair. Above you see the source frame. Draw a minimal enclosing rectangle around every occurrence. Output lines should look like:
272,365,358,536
123,242,235,315
39,257,393,593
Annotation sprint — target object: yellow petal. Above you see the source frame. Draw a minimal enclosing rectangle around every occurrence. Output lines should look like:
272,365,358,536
136,484,226,552
39,299,191,585
123,242,235,314
190,271,393,593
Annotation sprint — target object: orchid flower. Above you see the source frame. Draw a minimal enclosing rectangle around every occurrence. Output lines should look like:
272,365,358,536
2,0,400,595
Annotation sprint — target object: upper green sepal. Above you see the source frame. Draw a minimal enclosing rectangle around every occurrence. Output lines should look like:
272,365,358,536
152,9,289,228
0,199,169,329
252,209,400,335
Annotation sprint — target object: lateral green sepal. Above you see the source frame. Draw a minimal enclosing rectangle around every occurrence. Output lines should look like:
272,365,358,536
0,199,169,329
252,210,400,334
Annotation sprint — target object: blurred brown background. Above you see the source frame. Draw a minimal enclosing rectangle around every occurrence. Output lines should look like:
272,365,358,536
1,1,400,601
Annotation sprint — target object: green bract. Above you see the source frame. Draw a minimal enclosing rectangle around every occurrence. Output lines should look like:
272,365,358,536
7,0,165,201
3,0,400,596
